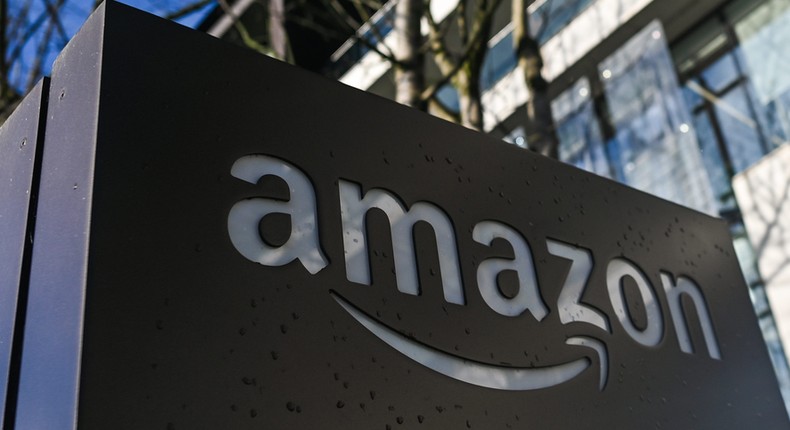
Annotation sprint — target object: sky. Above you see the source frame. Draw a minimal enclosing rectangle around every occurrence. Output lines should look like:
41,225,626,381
6,0,218,94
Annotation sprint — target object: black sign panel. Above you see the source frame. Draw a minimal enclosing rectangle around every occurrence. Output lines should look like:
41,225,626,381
0,80,47,422
12,2,790,429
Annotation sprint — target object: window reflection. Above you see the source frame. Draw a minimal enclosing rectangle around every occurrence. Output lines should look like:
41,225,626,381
324,2,397,80
692,112,734,207
670,0,790,403
714,85,767,171
729,0,790,110
482,0,597,91
529,0,595,45
499,0,790,407
599,21,717,215
676,0,790,178
551,78,610,177
731,0,790,149
761,314,790,403
701,53,740,93
481,30,516,91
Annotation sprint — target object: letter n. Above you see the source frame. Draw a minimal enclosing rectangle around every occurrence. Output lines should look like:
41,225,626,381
660,272,721,360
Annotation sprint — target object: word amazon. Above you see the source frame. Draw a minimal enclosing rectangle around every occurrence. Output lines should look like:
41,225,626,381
227,154,721,391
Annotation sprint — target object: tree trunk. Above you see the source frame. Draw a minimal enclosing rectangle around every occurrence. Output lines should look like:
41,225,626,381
394,0,425,108
456,69,483,130
452,0,495,131
268,0,290,61
512,0,559,159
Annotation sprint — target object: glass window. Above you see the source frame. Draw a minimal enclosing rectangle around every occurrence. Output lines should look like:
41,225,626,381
529,0,595,44
436,84,460,113
691,111,735,210
728,0,790,151
681,84,704,111
728,0,790,106
599,21,718,215
751,282,771,317
700,53,740,93
760,314,790,403
759,92,790,145
325,3,397,80
481,31,516,91
713,85,767,171
671,0,790,411
480,0,597,91
551,78,610,177
672,18,729,76
732,222,761,286
672,0,790,201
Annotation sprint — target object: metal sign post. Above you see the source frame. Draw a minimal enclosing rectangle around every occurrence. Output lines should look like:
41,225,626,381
0,80,47,427
3,2,788,428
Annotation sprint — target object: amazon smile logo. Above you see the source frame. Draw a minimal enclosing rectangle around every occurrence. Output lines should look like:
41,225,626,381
329,291,607,391
227,154,722,391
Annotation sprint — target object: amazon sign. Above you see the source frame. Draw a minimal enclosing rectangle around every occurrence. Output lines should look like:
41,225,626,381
227,154,720,393
9,3,789,430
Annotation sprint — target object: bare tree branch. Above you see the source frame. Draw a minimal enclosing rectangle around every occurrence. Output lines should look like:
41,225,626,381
287,14,349,39
164,0,215,21
7,0,33,44
425,0,457,76
350,0,373,30
42,0,68,43
513,0,559,158
326,0,363,30
1,0,8,100
422,0,501,103
25,17,55,91
350,0,395,58
217,0,273,56
324,0,400,64
456,0,468,48
269,0,291,61
393,0,424,107
6,6,55,71
428,97,460,123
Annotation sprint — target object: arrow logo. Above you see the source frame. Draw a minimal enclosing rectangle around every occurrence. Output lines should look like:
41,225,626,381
332,292,608,391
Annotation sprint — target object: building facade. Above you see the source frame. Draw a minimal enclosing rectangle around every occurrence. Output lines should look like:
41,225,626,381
208,0,790,408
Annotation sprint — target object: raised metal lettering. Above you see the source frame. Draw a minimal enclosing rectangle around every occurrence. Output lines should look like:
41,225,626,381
227,154,328,274
472,221,548,319
339,180,465,305
660,272,721,359
606,258,663,347
547,239,610,332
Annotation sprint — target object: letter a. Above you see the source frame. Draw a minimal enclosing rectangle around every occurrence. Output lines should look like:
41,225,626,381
473,221,548,319
227,155,328,274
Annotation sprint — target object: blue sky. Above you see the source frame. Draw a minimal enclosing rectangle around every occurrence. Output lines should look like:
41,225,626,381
124,0,217,27
6,0,217,94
